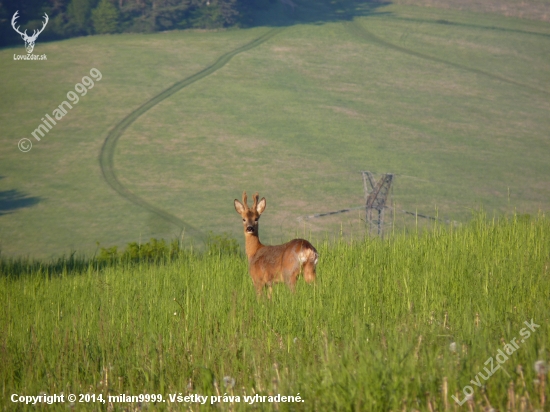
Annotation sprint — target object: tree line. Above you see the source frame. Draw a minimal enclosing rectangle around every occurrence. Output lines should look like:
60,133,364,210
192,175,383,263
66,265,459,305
0,0,280,48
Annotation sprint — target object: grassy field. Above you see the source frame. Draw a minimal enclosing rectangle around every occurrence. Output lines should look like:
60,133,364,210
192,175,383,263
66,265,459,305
1,214,549,410
394,0,550,22
1,1,550,410
1,1,549,258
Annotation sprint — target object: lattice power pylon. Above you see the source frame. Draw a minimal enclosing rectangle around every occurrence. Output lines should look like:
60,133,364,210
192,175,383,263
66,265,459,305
362,171,394,237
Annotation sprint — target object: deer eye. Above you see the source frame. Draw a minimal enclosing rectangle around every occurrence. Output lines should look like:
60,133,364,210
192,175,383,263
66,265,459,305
242,219,246,222
255,218,259,222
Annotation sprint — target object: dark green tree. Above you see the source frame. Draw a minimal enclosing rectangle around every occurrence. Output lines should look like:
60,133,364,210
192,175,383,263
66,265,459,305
190,1,223,29
118,0,192,32
66,0,95,34
151,0,191,31
92,0,119,33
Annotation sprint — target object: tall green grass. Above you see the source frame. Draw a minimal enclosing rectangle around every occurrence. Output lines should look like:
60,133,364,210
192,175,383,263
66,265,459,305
1,213,549,410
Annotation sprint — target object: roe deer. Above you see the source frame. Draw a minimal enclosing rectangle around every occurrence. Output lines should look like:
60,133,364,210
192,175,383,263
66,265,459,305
234,191,318,297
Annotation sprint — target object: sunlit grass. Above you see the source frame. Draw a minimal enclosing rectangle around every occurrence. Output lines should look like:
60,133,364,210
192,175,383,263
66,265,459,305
1,213,549,410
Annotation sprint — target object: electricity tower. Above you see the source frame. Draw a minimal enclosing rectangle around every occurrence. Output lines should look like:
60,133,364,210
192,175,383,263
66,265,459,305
361,171,394,237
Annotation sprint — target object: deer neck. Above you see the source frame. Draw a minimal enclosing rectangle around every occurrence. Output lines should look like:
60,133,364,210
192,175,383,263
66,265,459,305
244,232,264,259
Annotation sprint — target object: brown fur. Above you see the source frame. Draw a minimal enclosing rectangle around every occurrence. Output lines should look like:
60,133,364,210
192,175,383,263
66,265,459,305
234,191,318,297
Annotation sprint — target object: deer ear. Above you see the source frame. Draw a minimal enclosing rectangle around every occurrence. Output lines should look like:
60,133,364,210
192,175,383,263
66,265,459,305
256,197,266,214
234,199,245,214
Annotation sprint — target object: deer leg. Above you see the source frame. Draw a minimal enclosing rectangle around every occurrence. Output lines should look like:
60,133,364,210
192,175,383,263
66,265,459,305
254,283,263,297
283,258,300,291
252,274,264,297
286,268,301,292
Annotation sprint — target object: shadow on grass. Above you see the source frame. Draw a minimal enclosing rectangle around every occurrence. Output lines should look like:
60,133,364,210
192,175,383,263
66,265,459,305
0,249,179,279
0,252,96,279
0,233,238,278
0,189,41,216
247,0,391,27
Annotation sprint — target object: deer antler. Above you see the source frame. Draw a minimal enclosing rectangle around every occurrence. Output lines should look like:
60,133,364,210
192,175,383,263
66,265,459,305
11,11,48,41
29,13,49,41
242,191,249,210
11,11,26,38
252,193,259,211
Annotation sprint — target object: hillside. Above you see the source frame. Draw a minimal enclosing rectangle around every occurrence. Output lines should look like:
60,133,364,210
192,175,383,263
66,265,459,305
1,1,549,257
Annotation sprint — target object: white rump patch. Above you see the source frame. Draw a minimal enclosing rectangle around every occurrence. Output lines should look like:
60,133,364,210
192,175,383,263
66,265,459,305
298,249,317,264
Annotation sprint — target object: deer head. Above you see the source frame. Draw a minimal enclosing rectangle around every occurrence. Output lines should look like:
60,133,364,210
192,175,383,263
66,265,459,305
234,191,266,236
12,11,49,54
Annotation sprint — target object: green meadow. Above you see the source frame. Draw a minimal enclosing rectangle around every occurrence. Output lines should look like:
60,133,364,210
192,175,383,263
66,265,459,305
1,2,549,257
1,214,549,410
1,0,550,410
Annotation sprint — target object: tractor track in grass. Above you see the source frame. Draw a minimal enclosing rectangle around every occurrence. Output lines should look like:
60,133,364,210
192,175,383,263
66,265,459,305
346,19,550,97
99,27,284,244
99,18,543,246
385,16,550,40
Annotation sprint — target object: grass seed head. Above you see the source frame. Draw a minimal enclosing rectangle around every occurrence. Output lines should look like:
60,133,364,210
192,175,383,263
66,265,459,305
534,360,547,375
223,376,236,389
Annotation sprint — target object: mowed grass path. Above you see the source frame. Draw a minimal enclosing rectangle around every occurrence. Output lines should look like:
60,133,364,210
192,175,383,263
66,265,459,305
1,4,550,257
1,215,549,410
